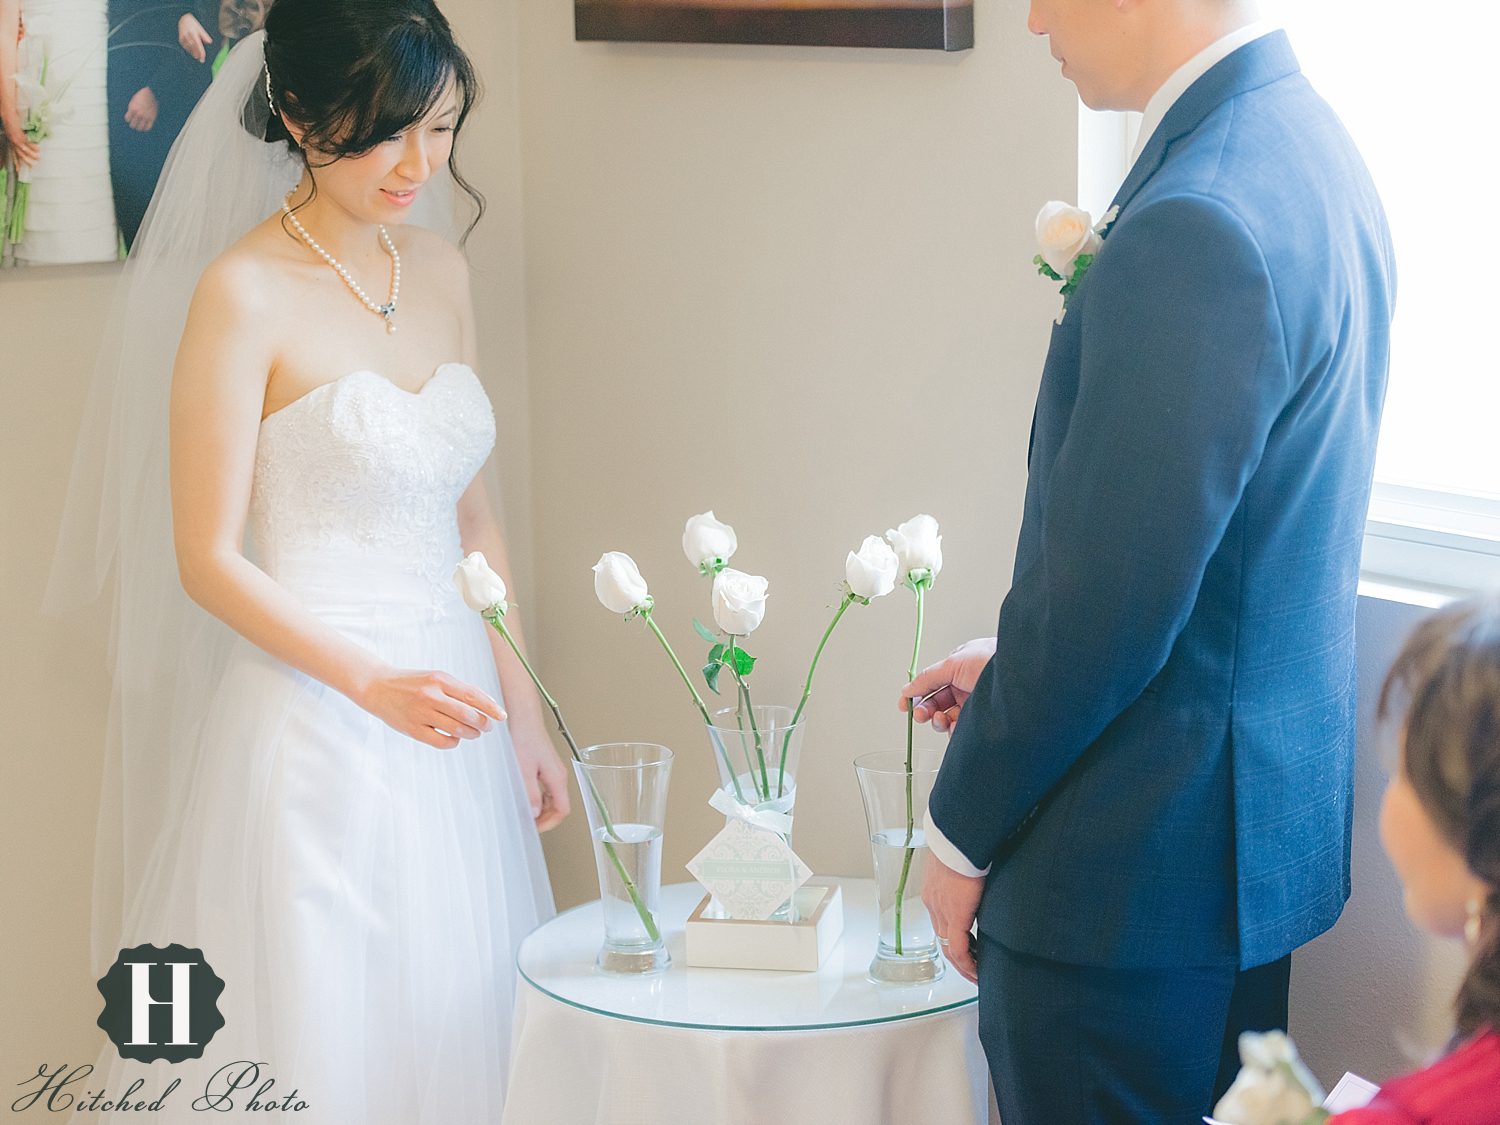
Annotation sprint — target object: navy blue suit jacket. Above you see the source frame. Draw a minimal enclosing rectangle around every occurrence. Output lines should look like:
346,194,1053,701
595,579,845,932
928,33,1395,970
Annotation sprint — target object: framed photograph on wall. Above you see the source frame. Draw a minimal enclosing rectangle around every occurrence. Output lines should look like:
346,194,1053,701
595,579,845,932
575,0,974,52
1,2,270,269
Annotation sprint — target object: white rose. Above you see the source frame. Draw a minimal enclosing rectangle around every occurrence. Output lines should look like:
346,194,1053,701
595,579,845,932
454,552,508,615
1213,1032,1325,1125
593,551,651,615
845,535,898,600
885,514,943,582
1035,200,1103,278
1213,1068,1319,1125
682,510,738,572
711,568,769,636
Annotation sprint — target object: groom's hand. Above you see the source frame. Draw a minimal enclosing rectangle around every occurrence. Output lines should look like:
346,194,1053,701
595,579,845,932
899,636,996,733
923,857,985,984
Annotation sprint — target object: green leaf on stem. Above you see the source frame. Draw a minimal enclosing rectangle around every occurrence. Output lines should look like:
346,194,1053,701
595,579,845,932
702,660,724,695
729,646,756,677
1033,254,1064,282
692,617,719,644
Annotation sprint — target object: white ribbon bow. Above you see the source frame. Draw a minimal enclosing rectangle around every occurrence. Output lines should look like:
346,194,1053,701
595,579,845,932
709,787,794,835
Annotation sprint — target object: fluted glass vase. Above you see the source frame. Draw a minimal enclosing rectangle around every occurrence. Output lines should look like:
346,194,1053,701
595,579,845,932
853,749,944,984
573,743,674,974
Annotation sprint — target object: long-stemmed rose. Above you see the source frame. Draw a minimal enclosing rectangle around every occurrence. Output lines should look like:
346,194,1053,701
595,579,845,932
706,567,772,795
677,512,775,801
682,511,738,576
769,536,899,797
886,514,942,955
591,551,747,803
455,552,661,942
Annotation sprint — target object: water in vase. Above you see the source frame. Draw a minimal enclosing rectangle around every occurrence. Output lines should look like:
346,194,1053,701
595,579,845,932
592,822,663,947
870,826,938,958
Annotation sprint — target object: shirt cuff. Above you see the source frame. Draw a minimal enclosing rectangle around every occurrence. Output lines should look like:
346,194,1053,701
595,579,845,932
923,809,991,878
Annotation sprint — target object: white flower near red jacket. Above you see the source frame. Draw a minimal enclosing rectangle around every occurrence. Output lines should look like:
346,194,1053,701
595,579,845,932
1213,1031,1329,1125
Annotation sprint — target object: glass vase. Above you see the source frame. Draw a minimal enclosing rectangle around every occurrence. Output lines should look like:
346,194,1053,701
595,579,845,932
853,749,945,984
705,705,805,920
573,743,674,974
707,704,805,832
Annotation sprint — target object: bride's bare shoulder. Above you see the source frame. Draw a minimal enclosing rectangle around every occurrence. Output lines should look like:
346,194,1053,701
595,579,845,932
391,223,469,293
190,215,300,317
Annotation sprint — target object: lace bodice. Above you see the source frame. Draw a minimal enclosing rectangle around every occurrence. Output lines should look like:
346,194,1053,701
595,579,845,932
249,363,495,597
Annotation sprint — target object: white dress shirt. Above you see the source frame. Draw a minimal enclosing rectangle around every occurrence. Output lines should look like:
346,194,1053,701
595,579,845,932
923,18,1282,883
1132,20,1280,162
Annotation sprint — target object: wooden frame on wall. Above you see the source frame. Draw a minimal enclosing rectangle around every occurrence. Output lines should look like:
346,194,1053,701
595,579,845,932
575,0,974,52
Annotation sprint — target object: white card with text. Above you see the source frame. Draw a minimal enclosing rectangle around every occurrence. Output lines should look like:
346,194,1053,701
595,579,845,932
686,818,811,921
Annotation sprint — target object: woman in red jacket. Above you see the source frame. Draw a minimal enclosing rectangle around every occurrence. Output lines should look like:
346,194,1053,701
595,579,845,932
1334,594,1500,1123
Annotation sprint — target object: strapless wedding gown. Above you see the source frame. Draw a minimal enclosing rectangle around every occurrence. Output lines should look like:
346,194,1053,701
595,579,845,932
74,363,553,1123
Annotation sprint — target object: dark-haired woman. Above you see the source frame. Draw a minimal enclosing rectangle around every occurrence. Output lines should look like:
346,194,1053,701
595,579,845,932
1331,595,1500,1123
54,3,562,1120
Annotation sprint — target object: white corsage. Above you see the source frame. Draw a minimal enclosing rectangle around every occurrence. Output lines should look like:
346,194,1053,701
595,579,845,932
1212,1031,1329,1125
1033,201,1119,324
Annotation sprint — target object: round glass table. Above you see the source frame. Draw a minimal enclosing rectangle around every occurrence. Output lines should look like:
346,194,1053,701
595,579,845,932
501,879,999,1124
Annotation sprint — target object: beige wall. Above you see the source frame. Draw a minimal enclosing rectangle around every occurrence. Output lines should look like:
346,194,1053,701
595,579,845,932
516,0,1073,914
0,0,1461,1099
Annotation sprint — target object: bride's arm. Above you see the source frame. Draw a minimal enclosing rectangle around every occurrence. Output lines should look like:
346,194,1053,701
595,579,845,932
442,235,570,830
457,474,571,831
170,254,503,750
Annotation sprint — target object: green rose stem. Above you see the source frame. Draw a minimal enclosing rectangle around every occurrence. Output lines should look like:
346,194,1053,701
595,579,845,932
481,606,660,944
778,589,858,798
727,637,770,798
638,608,747,805
892,577,928,956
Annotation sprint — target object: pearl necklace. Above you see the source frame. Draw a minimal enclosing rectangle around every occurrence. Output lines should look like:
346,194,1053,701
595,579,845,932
282,195,402,334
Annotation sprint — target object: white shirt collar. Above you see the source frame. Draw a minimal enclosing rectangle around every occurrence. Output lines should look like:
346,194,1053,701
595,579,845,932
1131,21,1280,161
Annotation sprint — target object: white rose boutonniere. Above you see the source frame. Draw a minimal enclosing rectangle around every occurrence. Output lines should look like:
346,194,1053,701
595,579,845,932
1033,200,1120,324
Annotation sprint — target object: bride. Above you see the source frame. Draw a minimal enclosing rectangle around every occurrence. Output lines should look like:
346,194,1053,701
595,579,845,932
51,1,565,1118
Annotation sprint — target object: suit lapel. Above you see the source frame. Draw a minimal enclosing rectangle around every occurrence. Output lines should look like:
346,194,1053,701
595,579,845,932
1109,30,1302,216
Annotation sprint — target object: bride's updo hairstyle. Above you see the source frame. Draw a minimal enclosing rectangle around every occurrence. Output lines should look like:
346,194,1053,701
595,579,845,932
253,0,482,237
1380,592,1500,1038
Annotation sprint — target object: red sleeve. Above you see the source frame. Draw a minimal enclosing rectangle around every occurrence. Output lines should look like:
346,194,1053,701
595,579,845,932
1328,1105,1414,1125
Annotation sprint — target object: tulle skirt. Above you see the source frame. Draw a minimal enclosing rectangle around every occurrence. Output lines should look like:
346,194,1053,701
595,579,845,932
71,561,554,1123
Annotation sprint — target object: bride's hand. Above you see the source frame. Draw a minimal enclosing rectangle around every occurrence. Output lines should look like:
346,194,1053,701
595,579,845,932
512,729,571,832
358,668,505,750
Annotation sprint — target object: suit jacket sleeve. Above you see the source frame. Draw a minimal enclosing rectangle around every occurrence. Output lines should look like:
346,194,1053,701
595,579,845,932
928,192,1297,871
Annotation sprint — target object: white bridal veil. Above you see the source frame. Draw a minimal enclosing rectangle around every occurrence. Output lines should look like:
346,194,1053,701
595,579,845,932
46,30,461,972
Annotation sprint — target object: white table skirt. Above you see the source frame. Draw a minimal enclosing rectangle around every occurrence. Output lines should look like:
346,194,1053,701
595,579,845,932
501,881,1000,1125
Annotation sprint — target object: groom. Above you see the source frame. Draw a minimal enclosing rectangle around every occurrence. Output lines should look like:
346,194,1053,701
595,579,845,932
904,1,1394,1121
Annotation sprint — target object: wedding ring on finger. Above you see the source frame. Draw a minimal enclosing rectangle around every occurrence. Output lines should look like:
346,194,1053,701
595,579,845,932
938,937,951,947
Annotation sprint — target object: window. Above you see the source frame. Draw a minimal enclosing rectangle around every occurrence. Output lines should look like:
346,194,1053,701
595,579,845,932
1082,10,1500,596
1270,2,1500,594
